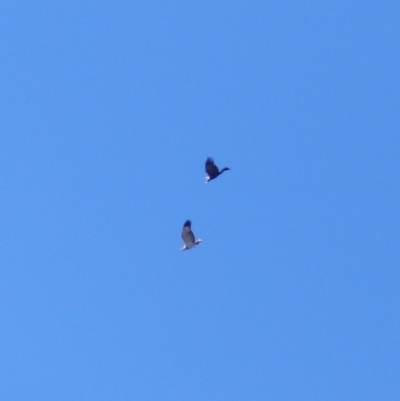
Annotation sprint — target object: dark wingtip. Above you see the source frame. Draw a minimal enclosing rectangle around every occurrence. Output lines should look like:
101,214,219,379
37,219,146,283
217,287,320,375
183,220,192,228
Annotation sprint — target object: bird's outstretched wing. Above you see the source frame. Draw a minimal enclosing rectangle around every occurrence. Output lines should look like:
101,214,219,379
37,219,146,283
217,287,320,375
181,220,195,246
205,157,219,178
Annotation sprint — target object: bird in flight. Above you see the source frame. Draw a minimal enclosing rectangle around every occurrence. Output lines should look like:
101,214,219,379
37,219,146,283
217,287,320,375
181,220,202,251
205,157,230,183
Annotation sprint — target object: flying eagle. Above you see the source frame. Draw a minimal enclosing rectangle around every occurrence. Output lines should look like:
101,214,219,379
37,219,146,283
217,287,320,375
181,220,202,251
205,157,230,183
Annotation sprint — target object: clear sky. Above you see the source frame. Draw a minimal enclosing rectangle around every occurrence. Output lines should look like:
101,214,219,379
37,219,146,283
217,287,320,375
1,2,399,400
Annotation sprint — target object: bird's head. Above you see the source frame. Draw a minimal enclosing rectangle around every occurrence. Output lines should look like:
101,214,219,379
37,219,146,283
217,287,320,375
205,176,211,183
195,239,203,245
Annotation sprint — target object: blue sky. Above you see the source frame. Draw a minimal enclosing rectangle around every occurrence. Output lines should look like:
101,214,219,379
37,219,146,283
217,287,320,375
1,2,399,400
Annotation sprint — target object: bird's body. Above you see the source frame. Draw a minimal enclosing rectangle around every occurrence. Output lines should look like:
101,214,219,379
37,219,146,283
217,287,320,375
205,157,230,182
181,220,202,251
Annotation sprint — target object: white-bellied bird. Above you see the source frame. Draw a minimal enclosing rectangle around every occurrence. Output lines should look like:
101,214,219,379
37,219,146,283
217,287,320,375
205,157,230,183
181,220,202,251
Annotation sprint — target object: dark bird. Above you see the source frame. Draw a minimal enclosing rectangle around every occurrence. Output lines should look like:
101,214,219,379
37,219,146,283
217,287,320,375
181,220,202,251
205,157,230,183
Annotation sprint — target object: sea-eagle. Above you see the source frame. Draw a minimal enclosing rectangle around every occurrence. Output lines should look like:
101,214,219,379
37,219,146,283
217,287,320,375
205,157,230,183
181,220,202,251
